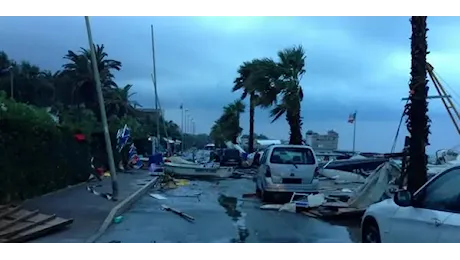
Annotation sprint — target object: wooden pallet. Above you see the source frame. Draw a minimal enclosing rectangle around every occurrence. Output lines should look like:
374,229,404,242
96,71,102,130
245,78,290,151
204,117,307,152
0,205,73,243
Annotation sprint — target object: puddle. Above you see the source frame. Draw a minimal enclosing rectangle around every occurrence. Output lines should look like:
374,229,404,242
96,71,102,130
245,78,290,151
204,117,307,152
218,194,249,243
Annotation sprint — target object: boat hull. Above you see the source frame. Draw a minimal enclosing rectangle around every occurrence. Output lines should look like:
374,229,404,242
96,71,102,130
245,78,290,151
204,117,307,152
164,163,234,178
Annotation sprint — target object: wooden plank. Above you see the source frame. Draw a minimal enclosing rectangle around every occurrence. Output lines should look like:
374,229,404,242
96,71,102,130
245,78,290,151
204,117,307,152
4,217,73,243
0,206,21,219
321,201,350,208
0,213,56,239
0,205,10,211
0,210,39,232
301,211,320,218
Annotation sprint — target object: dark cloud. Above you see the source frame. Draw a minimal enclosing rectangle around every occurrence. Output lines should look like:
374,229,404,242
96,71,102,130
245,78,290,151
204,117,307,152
1,16,459,152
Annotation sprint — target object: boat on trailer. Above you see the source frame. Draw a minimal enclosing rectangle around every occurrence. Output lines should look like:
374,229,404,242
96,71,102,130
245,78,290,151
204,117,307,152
164,162,234,178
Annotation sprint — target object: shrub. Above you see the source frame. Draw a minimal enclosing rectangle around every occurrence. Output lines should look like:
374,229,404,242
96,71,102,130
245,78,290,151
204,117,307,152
0,93,92,203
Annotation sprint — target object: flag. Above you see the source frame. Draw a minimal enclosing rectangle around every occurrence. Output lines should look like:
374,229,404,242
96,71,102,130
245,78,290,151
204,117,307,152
348,112,356,124
180,103,183,109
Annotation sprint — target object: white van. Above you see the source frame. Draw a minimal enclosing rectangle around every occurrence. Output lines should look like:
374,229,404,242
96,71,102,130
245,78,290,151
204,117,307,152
255,144,319,202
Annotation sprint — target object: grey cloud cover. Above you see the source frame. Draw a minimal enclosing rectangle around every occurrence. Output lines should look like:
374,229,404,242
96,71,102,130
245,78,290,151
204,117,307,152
1,16,460,153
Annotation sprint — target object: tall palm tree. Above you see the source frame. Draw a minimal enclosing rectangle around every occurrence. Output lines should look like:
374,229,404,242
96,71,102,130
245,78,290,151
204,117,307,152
406,16,430,194
233,58,279,153
62,44,121,114
266,45,306,145
105,84,141,118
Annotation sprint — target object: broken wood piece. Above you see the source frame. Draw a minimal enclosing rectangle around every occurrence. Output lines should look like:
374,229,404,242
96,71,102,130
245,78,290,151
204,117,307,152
161,204,194,222
0,206,73,243
321,201,350,208
0,205,10,211
301,211,320,218
0,210,39,232
0,206,21,219
149,193,167,200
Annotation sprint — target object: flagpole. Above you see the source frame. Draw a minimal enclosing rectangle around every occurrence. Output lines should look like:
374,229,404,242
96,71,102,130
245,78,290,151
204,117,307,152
352,111,357,152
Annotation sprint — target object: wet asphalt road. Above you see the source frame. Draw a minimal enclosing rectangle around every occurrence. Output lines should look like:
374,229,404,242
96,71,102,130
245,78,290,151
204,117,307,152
97,177,361,243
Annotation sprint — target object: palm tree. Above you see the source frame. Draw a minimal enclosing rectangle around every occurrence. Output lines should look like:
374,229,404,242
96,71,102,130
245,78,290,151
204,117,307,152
105,84,141,118
406,16,430,194
233,58,279,153
210,100,246,145
265,45,306,145
62,44,121,114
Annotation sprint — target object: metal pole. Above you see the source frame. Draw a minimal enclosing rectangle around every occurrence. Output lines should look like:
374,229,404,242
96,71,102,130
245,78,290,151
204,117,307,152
352,111,357,152
151,25,160,152
84,16,118,199
184,110,188,150
181,104,184,152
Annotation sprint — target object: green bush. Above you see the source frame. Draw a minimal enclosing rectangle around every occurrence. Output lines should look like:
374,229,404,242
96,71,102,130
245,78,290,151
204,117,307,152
0,93,92,203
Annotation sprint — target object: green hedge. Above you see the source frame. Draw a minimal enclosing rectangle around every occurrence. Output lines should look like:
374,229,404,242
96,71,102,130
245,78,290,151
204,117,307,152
0,97,92,203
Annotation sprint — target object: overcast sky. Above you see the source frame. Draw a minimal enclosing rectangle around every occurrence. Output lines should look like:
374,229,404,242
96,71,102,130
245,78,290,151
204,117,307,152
1,16,460,153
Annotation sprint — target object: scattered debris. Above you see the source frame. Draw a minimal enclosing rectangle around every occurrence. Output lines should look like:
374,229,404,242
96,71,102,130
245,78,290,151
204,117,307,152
113,216,124,224
0,205,73,243
149,193,167,200
175,179,189,186
301,161,402,219
260,204,283,210
161,205,194,222
242,193,257,198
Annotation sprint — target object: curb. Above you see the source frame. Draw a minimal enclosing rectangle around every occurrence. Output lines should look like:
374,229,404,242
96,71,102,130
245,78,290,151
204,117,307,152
86,176,160,243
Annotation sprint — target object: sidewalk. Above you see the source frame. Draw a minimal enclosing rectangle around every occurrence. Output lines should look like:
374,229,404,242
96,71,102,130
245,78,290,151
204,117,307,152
21,170,153,243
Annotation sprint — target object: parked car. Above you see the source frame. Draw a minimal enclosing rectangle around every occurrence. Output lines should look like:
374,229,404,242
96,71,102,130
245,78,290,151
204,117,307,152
361,165,460,243
220,148,242,167
255,144,319,203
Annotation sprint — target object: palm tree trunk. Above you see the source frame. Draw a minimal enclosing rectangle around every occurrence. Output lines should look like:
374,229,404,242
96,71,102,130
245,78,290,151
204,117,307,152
406,16,429,194
248,93,255,153
287,104,303,145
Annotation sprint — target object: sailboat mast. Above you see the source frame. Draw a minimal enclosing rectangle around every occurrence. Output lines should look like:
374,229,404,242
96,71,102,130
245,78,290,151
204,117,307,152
151,25,160,149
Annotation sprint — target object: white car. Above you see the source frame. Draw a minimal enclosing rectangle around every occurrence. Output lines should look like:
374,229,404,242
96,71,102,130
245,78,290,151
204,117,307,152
361,165,460,243
255,144,319,202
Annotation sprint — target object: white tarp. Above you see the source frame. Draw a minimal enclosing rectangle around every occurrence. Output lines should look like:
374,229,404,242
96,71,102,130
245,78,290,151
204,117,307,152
347,161,401,209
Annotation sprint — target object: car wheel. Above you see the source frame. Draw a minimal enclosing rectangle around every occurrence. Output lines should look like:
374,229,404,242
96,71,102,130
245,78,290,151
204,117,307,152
256,185,261,197
362,220,381,243
261,189,274,203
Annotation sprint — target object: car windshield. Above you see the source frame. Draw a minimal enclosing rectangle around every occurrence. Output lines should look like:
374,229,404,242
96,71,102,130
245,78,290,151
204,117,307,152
270,147,315,165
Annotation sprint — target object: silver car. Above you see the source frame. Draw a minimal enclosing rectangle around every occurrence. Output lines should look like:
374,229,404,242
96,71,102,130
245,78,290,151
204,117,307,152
255,144,320,203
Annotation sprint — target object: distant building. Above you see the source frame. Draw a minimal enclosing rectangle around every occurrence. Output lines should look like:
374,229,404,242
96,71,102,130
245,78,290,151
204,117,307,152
305,130,339,151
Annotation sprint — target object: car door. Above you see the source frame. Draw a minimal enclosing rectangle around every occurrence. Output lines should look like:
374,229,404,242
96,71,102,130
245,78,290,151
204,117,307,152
428,168,460,243
388,167,460,243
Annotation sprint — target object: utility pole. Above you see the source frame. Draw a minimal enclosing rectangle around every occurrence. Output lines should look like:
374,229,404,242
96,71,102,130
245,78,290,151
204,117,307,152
84,16,118,199
184,110,188,150
180,104,184,152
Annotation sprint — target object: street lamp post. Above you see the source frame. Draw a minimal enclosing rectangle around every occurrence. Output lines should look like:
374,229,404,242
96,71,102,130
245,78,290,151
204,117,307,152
84,16,119,200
